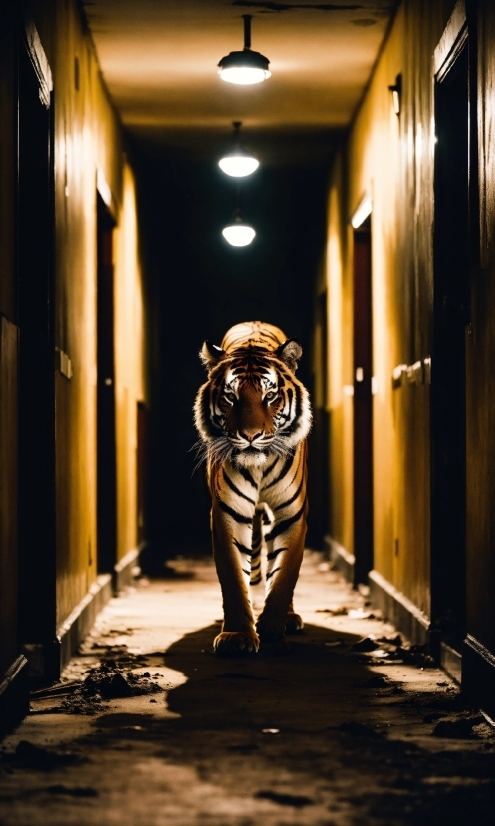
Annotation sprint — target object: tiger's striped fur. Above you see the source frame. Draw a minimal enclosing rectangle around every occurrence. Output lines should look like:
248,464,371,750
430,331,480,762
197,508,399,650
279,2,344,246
194,321,312,655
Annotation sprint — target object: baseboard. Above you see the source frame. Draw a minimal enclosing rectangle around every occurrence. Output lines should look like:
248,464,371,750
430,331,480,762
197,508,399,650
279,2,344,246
440,641,462,684
0,655,29,738
463,634,495,719
113,547,140,592
368,569,430,646
22,560,138,683
56,573,112,672
324,535,355,583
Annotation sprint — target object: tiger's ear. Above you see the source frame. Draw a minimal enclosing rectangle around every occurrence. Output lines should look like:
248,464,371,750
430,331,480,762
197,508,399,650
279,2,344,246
275,339,303,373
200,340,226,370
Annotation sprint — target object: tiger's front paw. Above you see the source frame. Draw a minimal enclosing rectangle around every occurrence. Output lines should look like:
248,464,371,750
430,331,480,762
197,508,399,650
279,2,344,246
285,611,304,634
213,630,260,657
256,614,286,644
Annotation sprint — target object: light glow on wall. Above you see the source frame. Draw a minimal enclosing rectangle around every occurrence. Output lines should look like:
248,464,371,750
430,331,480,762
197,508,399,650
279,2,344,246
351,194,372,228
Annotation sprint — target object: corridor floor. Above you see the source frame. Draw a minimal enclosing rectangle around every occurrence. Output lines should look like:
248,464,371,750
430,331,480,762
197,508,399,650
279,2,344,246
1,551,494,826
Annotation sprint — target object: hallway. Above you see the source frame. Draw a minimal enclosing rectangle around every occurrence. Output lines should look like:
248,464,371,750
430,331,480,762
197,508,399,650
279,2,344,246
2,2,495,820
1,553,493,826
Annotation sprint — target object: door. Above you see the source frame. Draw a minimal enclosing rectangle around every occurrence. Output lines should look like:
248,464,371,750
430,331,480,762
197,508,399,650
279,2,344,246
137,401,149,548
17,33,57,676
431,36,469,651
307,292,330,548
353,218,373,586
96,195,117,575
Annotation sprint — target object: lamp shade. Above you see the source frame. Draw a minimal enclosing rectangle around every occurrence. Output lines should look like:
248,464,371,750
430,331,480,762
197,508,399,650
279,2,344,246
218,15,271,85
219,121,259,177
218,49,271,85
222,209,256,246
219,153,259,178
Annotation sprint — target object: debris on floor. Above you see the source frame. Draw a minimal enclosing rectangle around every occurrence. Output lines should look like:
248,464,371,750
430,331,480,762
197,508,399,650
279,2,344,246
254,790,314,807
45,784,98,797
431,716,486,739
337,721,384,738
3,740,84,771
61,665,163,714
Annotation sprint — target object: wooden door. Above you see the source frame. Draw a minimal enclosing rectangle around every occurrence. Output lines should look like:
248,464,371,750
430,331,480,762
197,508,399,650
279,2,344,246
96,196,117,575
17,33,57,676
137,401,149,547
431,37,469,650
353,220,373,586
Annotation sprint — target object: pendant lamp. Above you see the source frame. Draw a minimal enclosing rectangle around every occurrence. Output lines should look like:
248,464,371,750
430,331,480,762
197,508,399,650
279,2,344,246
222,208,256,247
219,122,259,178
218,15,271,85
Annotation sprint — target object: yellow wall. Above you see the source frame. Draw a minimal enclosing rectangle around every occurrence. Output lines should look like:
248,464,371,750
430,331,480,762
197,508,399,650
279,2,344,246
347,5,406,597
326,155,354,555
114,162,147,564
324,1,454,616
31,0,147,626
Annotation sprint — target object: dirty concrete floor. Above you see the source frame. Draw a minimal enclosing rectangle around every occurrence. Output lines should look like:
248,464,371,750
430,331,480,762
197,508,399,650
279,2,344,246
1,551,494,826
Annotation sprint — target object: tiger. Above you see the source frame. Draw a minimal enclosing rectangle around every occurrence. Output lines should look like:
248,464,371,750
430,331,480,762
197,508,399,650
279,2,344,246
194,321,312,656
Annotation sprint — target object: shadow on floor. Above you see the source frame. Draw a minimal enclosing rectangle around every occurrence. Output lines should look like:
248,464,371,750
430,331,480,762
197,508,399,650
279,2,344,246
88,622,495,825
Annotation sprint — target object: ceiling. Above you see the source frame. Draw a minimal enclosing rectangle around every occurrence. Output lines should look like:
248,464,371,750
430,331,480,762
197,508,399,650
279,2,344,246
83,0,396,164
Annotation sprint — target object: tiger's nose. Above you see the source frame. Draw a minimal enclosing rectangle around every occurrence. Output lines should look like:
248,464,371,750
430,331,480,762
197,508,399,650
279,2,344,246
240,429,263,443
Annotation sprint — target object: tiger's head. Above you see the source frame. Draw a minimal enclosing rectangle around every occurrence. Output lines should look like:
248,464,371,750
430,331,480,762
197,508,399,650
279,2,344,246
194,339,312,468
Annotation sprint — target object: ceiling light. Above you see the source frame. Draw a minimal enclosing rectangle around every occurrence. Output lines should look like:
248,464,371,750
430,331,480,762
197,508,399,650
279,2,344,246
218,15,271,85
222,208,256,247
219,155,259,177
219,122,259,178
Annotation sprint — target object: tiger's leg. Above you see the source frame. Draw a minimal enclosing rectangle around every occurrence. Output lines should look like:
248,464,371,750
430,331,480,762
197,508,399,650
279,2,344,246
249,505,264,588
285,600,304,634
211,498,260,656
256,506,307,644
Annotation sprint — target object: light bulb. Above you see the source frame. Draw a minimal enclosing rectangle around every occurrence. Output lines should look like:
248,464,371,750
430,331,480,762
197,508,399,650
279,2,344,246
222,224,256,247
218,155,259,177
218,66,271,85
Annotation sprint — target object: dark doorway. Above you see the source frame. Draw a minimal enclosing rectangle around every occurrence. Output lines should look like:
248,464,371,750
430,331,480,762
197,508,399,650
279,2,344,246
353,218,373,585
137,401,149,548
431,37,469,650
17,35,56,674
96,196,117,575
307,291,330,548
